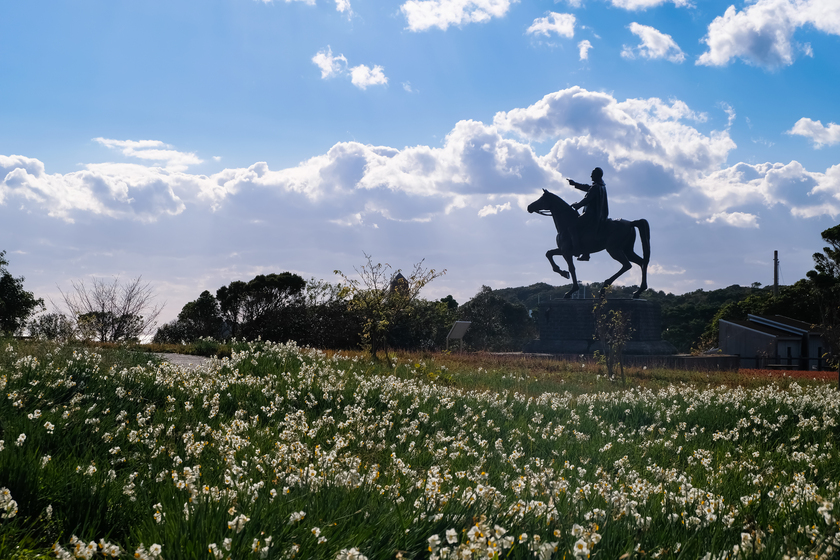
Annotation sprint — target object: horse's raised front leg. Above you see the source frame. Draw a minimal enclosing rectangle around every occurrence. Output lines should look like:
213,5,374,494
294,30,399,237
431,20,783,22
546,249,570,279
562,253,579,299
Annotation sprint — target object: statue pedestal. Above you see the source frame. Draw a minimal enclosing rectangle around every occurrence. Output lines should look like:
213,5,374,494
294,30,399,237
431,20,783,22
524,299,677,355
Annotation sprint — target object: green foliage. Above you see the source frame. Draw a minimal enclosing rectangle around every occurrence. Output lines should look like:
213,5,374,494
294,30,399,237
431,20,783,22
457,286,535,351
27,313,75,342
154,290,223,343
216,272,306,340
806,223,840,362
387,298,457,351
0,251,44,335
335,254,445,358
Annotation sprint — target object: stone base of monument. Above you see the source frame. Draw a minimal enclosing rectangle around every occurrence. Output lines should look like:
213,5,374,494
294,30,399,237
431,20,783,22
523,299,677,355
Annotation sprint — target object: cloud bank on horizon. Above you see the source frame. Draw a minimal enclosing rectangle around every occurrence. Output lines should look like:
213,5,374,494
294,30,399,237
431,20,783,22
3,86,837,225
1,0,839,322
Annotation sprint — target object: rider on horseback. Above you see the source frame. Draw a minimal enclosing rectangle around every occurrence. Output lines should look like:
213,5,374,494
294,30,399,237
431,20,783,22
567,167,609,261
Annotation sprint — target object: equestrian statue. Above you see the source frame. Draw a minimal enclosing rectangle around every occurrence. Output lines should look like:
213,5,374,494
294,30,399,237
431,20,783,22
527,167,650,299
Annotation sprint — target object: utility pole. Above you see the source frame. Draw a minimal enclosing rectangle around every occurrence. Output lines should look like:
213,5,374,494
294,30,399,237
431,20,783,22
773,250,779,297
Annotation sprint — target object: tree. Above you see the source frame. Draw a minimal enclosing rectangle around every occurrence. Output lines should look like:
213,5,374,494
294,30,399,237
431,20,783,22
153,290,223,343
807,224,840,366
28,312,75,342
335,254,445,358
59,276,162,342
216,273,306,340
294,278,360,349
388,298,458,351
0,251,44,335
457,286,535,351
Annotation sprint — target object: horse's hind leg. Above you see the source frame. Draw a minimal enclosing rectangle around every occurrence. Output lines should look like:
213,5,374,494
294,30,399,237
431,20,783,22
601,247,632,298
627,249,648,298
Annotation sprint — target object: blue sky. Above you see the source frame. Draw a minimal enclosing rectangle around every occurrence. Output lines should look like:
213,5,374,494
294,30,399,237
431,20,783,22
2,0,840,326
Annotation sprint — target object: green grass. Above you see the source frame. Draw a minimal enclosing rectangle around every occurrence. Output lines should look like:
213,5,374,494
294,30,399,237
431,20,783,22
1,338,839,559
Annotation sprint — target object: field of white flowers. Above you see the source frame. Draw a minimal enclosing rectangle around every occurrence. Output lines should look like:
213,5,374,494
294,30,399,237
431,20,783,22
1,340,840,559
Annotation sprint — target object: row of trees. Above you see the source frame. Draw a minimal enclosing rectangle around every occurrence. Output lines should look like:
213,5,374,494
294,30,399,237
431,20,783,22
154,255,536,354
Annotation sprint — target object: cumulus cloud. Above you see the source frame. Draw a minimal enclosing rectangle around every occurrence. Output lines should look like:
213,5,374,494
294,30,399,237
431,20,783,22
312,46,347,78
698,0,840,69
608,0,693,9
350,64,388,89
477,201,511,217
648,263,686,275
335,0,352,14
0,154,193,221
312,48,387,90
787,118,840,147
578,39,592,60
526,12,575,38
93,138,202,171
621,22,685,62
4,87,838,233
706,211,760,228
401,0,517,32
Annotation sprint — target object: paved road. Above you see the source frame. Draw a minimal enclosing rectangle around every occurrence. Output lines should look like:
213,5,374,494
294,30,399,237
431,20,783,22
158,353,212,368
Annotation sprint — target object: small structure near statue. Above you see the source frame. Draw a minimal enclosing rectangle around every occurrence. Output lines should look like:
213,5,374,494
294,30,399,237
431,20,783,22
524,298,676,355
719,314,829,370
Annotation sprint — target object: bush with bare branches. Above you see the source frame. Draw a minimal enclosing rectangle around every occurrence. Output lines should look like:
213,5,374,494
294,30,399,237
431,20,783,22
58,276,162,342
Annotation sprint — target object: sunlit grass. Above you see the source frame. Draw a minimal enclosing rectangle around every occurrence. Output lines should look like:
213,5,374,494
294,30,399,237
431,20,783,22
1,338,839,559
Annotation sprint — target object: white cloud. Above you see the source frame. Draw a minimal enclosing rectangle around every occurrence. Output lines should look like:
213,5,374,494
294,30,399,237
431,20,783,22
335,0,352,14
4,88,838,236
526,12,575,38
477,201,511,217
402,82,415,93
719,102,736,127
648,263,686,275
697,0,840,69
607,0,692,9
350,64,388,90
93,138,202,172
706,211,760,228
578,39,592,60
401,0,517,32
787,118,840,147
621,22,685,62
312,46,347,79
312,48,386,90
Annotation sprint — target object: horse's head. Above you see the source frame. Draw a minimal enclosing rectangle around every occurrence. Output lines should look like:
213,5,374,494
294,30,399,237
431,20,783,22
527,189,554,216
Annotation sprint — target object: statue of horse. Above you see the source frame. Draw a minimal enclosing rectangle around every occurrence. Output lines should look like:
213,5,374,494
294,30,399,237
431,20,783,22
527,189,650,299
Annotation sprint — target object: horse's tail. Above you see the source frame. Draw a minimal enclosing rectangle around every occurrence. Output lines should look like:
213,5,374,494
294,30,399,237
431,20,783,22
632,219,650,264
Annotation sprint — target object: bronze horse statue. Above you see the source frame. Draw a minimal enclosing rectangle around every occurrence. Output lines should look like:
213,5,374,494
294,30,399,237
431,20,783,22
527,189,650,299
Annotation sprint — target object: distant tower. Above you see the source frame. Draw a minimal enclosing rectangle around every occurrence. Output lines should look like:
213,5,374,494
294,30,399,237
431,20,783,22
390,272,409,296
773,250,779,297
